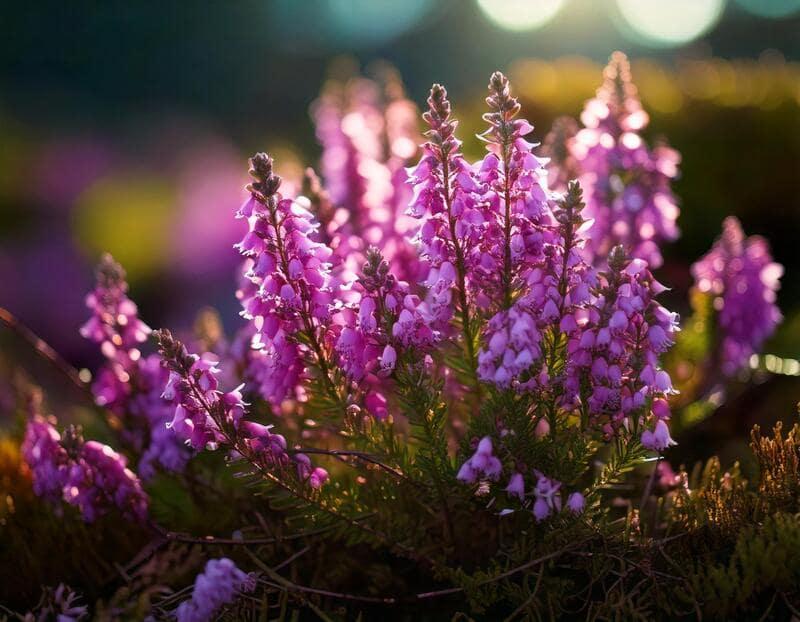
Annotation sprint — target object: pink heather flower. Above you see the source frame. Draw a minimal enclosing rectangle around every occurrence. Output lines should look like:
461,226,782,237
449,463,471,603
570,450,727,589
567,245,678,436
175,558,256,622
21,414,69,506
691,216,783,376
656,461,681,491
295,453,330,490
641,419,676,452
235,154,348,413
406,82,485,339
566,492,586,514
157,330,328,489
532,471,562,521
92,354,190,480
163,353,227,451
81,255,189,480
564,52,680,268
335,248,437,414
311,72,421,283
534,417,550,439
251,431,296,478
245,326,304,414
541,116,580,189
364,391,389,420
22,412,148,523
457,436,503,483
65,439,149,523
506,472,526,499
79,254,151,363
391,294,438,349
474,71,553,307
380,344,397,374
652,397,670,420
477,304,541,388
478,182,596,394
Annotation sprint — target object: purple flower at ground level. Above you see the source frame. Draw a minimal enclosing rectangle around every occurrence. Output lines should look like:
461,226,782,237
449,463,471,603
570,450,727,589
25,583,88,622
691,216,783,376
175,558,256,622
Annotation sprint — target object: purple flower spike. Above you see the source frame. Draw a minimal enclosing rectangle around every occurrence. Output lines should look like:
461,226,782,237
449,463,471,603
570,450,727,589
22,405,148,524
691,216,783,376
554,52,680,268
175,558,256,622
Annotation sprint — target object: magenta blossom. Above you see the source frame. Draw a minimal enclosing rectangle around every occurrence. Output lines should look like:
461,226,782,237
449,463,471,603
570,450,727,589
562,52,680,268
22,413,148,523
691,216,783,376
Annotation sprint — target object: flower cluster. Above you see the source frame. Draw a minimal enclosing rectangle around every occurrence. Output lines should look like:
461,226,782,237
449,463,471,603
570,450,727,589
311,70,421,283
406,81,481,343
175,558,256,622
81,254,189,479
14,57,795,620
457,436,586,522
22,408,148,523
533,471,586,521
478,182,596,394
555,52,680,268
477,304,540,389
236,153,337,411
475,71,552,306
569,245,679,446
156,329,328,489
691,216,783,376
79,253,150,363
337,247,436,378
21,412,69,505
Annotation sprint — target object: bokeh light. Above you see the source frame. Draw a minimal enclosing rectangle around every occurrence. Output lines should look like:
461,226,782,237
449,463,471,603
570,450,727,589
476,0,566,32
74,176,174,279
735,0,800,18
324,0,434,45
269,0,435,49
614,0,726,46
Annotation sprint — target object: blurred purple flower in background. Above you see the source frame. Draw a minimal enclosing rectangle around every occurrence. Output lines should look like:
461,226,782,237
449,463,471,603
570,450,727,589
691,216,783,376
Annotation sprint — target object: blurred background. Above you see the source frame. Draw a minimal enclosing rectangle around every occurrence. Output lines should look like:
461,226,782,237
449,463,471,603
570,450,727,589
1,0,798,403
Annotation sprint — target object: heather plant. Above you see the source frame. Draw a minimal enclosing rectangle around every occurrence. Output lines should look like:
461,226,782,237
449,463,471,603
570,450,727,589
3,53,798,621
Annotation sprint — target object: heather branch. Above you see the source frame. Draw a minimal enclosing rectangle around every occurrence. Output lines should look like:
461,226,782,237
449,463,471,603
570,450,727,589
426,84,480,392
